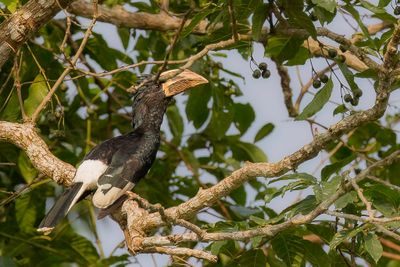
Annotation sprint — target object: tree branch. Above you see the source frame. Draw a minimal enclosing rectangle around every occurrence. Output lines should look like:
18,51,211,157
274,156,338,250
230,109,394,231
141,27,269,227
0,0,74,69
68,0,209,33
0,121,75,185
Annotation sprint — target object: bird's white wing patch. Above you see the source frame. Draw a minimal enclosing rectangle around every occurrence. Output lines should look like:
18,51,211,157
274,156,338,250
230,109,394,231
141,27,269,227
92,182,134,209
74,160,108,188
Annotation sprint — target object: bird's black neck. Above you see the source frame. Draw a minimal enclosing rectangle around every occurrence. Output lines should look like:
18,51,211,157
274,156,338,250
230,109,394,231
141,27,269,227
131,92,170,134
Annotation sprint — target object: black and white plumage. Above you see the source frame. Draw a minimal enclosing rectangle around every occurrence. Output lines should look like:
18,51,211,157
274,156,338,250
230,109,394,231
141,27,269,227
37,70,207,233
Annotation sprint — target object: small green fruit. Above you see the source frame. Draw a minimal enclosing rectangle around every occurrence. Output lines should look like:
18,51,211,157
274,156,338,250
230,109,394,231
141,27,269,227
258,62,268,71
336,54,346,63
262,69,271,79
252,69,261,79
353,89,363,98
328,49,337,58
312,79,322,89
320,74,329,83
309,11,318,21
395,6,400,15
350,97,359,106
344,94,352,103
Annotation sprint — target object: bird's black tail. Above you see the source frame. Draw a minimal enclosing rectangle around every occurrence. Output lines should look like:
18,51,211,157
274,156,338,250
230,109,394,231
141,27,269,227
37,182,85,234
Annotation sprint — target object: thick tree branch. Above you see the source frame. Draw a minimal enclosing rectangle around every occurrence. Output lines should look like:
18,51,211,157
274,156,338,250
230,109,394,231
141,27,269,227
0,121,75,185
120,151,400,248
0,0,74,69
68,0,209,33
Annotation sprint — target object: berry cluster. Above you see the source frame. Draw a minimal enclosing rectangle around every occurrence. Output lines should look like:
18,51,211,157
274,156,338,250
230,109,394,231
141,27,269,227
312,73,329,89
395,1,400,15
252,62,271,79
344,88,363,106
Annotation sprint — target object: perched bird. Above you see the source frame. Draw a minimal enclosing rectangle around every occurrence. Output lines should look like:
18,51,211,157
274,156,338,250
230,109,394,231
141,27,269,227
37,70,207,233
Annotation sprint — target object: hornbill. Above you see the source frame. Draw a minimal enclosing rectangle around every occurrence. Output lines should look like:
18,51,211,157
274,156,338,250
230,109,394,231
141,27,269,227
37,70,207,233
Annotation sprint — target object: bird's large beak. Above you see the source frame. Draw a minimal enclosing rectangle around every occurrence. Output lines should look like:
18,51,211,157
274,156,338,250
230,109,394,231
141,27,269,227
160,69,208,97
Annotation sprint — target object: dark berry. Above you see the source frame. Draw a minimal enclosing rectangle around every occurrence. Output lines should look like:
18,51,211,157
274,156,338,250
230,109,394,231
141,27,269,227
328,49,337,58
344,94,352,103
336,54,346,63
253,69,261,79
262,69,271,79
395,6,400,15
313,79,322,89
353,89,363,98
309,11,318,21
350,97,359,106
320,74,329,83
339,44,349,52
259,62,268,71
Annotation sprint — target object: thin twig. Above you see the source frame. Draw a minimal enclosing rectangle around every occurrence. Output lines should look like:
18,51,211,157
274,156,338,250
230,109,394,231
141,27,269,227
367,175,400,192
227,0,238,41
31,1,99,122
154,10,191,82
13,50,26,121
349,177,375,219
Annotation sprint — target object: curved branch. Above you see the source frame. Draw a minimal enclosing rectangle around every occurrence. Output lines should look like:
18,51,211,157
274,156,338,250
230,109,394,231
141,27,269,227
68,0,209,33
0,0,74,69
0,121,75,185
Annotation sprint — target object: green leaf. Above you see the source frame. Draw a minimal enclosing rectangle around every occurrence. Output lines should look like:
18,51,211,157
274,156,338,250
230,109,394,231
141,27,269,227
166,104,184,145
284,195,317,218
117,27,130,49
272,232,330,267
18,151,38,183
236,249,267,267
335,191,358,209
231,185,247,206
311,0,336,13
284,0,317,38
233,103,255,134
181,8,215,37
342,4,371,40
314,175,343,203
233,141,267,162
364,233,383,263
296,79,333,120
186,85,211,129
265,36,305,63
1,90,20,121
378,0,391,7
252,3,268,41
15,194,36,232
24,74,48,117
360,0,385,14
230,206,260,218
0,0,18,11
286,47,310,66
321,154,356,181
330,226,367,250
337,62,360,92
254,123,274,142
333,104,347,115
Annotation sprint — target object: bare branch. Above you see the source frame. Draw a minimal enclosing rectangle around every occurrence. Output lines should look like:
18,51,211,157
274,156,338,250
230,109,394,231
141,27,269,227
68,0,209,33
0,121,75,185
141,246,217,262
0,0,74,69
273,59,297,117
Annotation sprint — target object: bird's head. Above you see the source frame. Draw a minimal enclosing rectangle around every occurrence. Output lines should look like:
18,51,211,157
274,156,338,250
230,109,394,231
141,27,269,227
131,70,208,131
